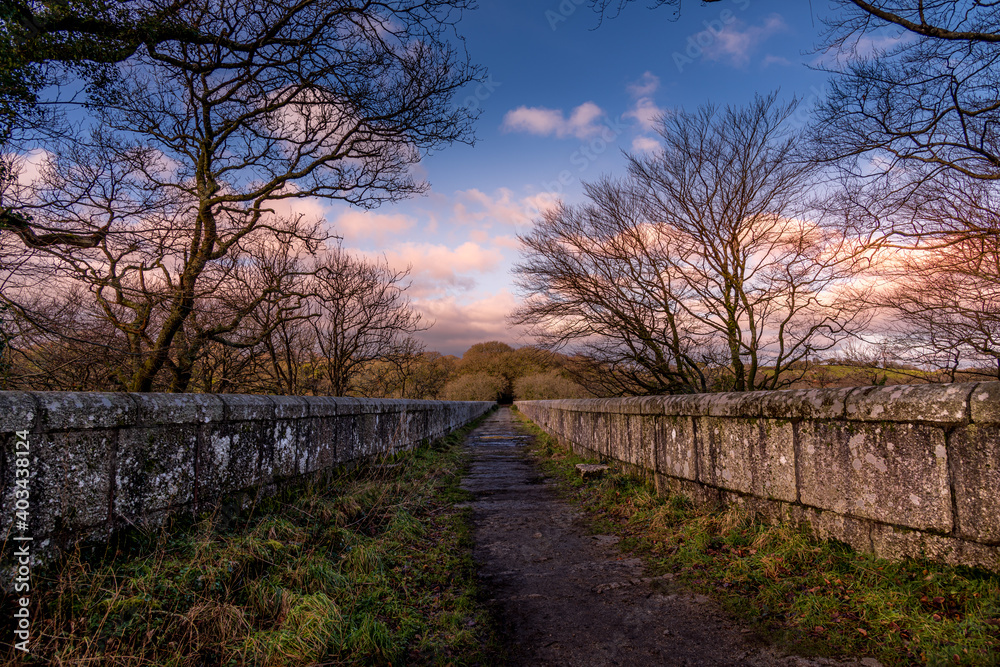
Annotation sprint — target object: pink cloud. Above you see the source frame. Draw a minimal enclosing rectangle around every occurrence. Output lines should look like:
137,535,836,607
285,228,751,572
413,290,528,355
363,241,503,298
332,209,417,244
450,187,558,229
501,102,606,139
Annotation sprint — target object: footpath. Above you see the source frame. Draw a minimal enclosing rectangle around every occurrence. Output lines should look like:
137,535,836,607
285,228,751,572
460,407,865,667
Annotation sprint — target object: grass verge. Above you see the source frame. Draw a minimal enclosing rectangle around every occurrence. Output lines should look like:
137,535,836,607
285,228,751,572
514,410,1000,667
1,415,504,666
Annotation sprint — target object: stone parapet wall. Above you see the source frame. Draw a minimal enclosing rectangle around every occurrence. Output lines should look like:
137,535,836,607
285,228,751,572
0,392,492,555
516,382,1000,570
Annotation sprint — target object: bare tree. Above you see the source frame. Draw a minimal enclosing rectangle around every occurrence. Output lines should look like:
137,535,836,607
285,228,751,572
2,0,479,392
816,1,1000,181
813,1,1000,244
303,247,426,397
513,94,867,395
872,232,1000,381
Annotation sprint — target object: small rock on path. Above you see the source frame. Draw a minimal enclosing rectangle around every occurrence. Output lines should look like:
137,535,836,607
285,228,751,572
461,407,865,667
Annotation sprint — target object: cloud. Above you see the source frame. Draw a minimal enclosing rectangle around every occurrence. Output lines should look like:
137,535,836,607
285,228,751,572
627,71,660,98
362,241,503,298
762,54,792,68
813,30,914,68
412,290,527,355
331,209,417,244
631,136,661,153
501,102,606,139
703,14,788,67
623,97,667,133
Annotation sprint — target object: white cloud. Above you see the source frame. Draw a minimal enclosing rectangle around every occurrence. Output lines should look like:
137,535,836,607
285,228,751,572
501,102,606,140
627,71,660,98
631,136,661,153
704,14,788,67
623,97,667,132
814,30,914,67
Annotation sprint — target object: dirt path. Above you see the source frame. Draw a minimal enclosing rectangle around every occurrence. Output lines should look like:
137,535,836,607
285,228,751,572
461,408,867,667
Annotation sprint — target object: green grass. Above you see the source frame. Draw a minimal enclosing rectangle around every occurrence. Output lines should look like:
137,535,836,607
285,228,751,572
515,412,1000,667
0,416,504,666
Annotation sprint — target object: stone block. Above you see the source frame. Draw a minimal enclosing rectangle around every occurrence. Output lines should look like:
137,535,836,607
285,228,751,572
336,412,361,464
0,429,114,551
131,393,223,425
201,420,273,502
653,473,721,507
591,411,612,458
797,421,952,532
956,540,1000,571
307,396,340,418
653,415,698,481
271,419,300,478
660,394,712,417
947,423,1000,544
747,387,852,420
794,506,874,554
35,391,136,431
845,383,971,424
697,417,797,502
718,491,794,525
270,395,310,420
970,382,1000,424
0,392,38,434
869,522,963,565
702,391,756,418
220,394,274,422
115,425,197,520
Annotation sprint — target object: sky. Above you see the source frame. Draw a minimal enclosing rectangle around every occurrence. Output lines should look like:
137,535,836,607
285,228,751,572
322,0,845,356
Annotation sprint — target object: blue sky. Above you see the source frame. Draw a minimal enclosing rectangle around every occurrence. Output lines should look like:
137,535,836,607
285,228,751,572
324,0,840,355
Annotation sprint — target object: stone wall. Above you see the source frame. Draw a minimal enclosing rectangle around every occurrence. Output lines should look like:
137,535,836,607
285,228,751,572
0,392,492,555
516,382,1000,570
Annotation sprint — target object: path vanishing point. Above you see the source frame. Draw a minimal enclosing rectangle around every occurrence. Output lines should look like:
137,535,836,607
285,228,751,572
460,407,870,667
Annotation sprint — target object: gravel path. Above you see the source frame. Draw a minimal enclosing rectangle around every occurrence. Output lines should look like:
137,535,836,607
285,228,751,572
461,407,868,667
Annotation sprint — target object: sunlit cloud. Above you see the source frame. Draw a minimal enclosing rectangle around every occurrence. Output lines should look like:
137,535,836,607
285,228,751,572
412,290,527,354
360,241,503,298
762,54,792,68
501,102,606,139
814,29,914,67
331,209,417,244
